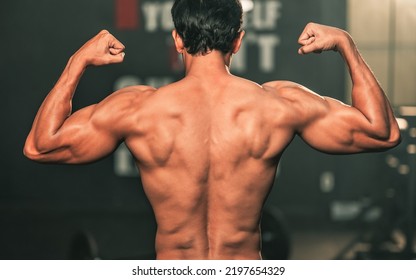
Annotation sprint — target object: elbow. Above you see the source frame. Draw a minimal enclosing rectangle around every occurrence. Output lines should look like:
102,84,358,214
23,142,41,161
387,127,402,148
23,136,45,161
353,121,401,153
387,117,402,148
379,125,402,150
24,137,71,164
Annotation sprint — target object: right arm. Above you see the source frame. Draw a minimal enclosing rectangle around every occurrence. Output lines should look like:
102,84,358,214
24,30,155,164
267,23,401,154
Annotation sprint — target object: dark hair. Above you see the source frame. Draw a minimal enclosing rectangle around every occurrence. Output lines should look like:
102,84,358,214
171,0,243,55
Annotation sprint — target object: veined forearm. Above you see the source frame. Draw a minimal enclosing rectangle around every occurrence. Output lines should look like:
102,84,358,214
341,37,383,93
339,34,394,138
30,55,86,152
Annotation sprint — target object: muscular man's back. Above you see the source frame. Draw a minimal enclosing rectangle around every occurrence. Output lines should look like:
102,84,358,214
125,75,293,259
24,23,400,260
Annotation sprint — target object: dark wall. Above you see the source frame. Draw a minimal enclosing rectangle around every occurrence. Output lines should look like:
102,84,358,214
2,0,400,259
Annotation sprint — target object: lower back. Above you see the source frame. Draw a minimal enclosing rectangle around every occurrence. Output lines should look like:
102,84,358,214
154,228,262,260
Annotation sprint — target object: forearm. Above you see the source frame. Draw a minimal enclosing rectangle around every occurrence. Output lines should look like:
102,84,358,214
338,33,398,139
27,55,86,153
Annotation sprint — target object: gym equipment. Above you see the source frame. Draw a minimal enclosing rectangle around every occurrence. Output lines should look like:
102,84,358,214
336,109,416,260
261,205,291,260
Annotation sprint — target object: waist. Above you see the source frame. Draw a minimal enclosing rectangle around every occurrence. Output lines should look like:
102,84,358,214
156,248,262,260
154,230,262,260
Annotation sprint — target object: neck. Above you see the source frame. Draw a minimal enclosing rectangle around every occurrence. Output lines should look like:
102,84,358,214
182,50,233,78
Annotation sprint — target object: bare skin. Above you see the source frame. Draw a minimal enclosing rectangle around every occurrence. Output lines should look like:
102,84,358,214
24,23,401,259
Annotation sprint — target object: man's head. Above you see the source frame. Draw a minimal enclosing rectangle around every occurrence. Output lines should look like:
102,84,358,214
171,0,244,56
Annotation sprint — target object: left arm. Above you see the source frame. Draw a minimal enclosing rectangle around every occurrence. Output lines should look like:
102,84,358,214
24,30,127,164
263,23,400,154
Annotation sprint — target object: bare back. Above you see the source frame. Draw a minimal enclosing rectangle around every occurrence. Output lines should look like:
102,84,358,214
24,25,401,261
124,76,294,259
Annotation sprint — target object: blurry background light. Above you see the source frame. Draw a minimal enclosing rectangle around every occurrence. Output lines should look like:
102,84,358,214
241,0,254,13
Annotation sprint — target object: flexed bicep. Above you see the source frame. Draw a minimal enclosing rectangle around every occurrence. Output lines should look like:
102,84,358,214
25,104,122,164
294,23,400,153
297,96,398,154
267,81,400,154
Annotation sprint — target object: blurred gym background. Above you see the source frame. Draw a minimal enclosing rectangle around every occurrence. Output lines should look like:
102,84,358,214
1,0,415,260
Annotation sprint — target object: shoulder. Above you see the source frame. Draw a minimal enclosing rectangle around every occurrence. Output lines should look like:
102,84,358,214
263,80,315,97
262,80,329,107
96,85,157,110
262,80,298,91
91,85,157,127
105,85,157,101
262,80,332,127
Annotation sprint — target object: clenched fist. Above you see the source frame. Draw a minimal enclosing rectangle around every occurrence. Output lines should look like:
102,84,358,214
74,30,125,66
298,23,353,55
